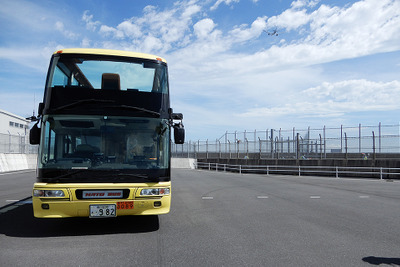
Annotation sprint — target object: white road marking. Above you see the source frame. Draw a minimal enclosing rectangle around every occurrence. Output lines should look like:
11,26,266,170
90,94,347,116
359,195,370,198
257,196,269,199
202,196,214,200
0,170,35,176
310,196,321,199
6,200,32,204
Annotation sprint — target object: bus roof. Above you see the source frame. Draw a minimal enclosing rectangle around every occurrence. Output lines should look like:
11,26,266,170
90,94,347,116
53,48,167,63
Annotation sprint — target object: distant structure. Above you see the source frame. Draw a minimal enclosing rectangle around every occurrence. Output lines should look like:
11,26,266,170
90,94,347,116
0,109,30,135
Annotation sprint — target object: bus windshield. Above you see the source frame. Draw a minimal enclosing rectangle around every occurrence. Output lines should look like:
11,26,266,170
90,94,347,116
49,54,168,93
38,115,170,182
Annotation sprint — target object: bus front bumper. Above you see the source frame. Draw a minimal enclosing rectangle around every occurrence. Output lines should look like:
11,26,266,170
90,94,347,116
32,182,171,218
32,196,171,218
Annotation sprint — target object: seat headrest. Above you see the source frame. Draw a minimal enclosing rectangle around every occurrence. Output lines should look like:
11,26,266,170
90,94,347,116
102,73,120,90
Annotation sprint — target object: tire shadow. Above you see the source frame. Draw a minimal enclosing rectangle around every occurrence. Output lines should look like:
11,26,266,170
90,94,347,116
0,198,159,238
362,256,400,266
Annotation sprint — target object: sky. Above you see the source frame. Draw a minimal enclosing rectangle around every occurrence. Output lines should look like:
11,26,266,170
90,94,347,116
0,0,400,141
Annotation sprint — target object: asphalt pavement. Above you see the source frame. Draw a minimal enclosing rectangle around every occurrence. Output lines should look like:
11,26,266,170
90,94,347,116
1,169,399,266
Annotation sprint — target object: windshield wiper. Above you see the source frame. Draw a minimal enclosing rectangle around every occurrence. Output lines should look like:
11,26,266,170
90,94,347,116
105,105,160,117
116,173,154,180
53,99,115,112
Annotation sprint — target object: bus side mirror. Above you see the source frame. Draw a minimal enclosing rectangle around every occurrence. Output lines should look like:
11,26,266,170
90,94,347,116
174,123,185,144
30,123,41,145
38,102,44,115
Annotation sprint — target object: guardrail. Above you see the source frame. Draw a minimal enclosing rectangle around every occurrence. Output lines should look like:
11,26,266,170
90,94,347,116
196,162,400,180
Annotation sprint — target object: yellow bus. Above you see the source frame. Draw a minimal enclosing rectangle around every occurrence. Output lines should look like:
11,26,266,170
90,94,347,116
29,48,184,218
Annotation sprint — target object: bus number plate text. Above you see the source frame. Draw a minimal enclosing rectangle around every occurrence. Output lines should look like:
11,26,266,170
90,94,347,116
117,201,134,210
89,204,116,218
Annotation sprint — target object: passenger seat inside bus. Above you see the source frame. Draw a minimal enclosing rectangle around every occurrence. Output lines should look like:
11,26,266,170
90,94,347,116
102,73,120,90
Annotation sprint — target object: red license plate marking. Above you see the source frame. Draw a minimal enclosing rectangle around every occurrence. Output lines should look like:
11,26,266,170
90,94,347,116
117,201,134,210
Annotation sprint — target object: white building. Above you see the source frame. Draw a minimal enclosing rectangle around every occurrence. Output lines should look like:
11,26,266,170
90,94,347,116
0,109,32,153
0,109,30,136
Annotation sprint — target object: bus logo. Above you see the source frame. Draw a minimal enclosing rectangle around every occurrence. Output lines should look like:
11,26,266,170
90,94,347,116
82,190,123,199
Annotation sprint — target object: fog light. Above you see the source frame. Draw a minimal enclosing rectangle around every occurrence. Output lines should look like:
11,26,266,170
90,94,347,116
154,201,162,207
41,204,50,210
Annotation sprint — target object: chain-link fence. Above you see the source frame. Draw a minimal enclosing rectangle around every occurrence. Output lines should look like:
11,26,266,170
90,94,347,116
0,133,38,154
172,123,400,159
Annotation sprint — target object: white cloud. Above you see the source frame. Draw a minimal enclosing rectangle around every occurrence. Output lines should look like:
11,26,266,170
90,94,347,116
92,1,202,53
291,0,319,9
82,10,101,31
117,21,142,38
229,16,267,42
55,21,79,39
267,7,310,31
210,0,240,11
239,79,400,119
81,37,91,47
194,18,216,39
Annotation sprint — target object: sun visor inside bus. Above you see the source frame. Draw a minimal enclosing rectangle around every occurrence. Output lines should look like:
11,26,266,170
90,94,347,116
46,86,165,117
59,120,94,128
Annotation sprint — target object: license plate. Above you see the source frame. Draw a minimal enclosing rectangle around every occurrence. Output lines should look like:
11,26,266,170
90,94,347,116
89,204,116,218
117,201,134,210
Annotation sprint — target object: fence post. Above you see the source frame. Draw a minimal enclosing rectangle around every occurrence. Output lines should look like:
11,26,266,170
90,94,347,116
239,165,242,174
340,124,343,152
319,134,322,159
225,131,228,154
372,131,376,160
254,129,257,153
234,131,237,156
379,122,381,153
270,129,274,157
336,166,339,178
298,165,301,176
293,127,296,156
345,132,348,159
228,140,231,159
307,126,310,154
380,167,383,180
206,139,209,159
323,125,326,158
237,139,240,159
244,138,249,158
359,123,362,153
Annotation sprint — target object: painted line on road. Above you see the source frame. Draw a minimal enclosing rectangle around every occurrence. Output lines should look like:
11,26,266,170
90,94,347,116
359,195,370,198
257,196,269,199
6,200,33,204
202,196,214,200
0,169,35,176
310,196,321,199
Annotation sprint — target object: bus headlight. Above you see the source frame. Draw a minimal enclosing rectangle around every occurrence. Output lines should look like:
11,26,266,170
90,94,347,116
140,188,170,196
33,190,65,197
